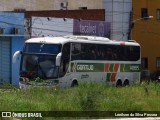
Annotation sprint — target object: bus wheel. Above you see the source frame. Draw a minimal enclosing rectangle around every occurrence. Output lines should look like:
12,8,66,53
116,80,122,87
123,80,129,86
71,80,78,87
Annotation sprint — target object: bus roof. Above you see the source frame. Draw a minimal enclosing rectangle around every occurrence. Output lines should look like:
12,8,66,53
25,36,140,46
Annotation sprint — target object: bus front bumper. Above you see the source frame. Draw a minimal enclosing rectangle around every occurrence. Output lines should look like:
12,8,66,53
19,77,59,89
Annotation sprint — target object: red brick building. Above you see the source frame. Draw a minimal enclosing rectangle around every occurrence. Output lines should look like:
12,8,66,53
25,9,105,21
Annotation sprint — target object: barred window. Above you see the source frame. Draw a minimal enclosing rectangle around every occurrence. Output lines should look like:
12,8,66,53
157,9,160,20
141,57,148,69
156,57,160,70
141,8,148,18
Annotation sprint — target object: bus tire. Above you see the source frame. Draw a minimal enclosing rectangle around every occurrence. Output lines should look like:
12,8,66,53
116,80,122,87
71,80,78,87
123,80,129,86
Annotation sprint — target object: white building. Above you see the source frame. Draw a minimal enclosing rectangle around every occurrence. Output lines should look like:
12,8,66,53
103,0,132,41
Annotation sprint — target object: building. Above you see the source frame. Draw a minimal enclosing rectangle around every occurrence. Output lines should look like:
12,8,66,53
25,9,105,21
31,17,110,38
0,12,24,85
0,0,102,11
103,0,132,41
132,0,160,75
0,0,131,41
24,9,105,39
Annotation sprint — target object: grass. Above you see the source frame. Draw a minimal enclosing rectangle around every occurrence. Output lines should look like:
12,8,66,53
0,82,160,119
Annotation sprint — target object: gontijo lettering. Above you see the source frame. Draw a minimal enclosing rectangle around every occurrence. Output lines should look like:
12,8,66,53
77,65,94,71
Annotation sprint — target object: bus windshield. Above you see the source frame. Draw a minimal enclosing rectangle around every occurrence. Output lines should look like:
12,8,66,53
24,43,61,54
20,43,62,79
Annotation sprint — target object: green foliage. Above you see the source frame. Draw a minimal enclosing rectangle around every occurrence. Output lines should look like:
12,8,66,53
0,82,160,113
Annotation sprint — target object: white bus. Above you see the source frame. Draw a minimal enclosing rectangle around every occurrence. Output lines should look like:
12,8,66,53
13,35,141,88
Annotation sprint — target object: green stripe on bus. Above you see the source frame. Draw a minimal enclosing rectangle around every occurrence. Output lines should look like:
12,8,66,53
106,73,111,81
120,64,125,72
71,63,104,72
109,64,114,72
71,62,140,72
120,64,140,72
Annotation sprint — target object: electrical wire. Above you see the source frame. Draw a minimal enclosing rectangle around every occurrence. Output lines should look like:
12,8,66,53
2,15,160,38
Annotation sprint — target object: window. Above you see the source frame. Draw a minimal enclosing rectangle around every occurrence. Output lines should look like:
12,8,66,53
141,57,148,69
24,43,61,54
71,43,81,60
71,43,140,61
79,7,87,10
156,57,160,70
59,43,70,77
157,9,160,20
141,8,148,18
62,43,70,59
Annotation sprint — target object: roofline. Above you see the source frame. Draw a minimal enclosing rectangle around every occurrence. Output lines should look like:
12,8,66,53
25,36,140,46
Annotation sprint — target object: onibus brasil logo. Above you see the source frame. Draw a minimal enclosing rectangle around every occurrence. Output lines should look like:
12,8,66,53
1,112,42,118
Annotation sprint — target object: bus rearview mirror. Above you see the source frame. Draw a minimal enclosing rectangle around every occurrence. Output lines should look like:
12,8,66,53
12,51,22,63
56,53,62,66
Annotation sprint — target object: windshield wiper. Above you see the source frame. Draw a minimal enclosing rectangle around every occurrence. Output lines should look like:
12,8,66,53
22,52,58,56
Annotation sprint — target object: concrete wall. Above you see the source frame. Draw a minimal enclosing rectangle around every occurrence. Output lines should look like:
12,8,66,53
0,0,102,11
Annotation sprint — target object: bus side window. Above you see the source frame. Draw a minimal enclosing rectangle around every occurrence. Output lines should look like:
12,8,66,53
59,43,70,77
71,43,81,60
128,46,140,61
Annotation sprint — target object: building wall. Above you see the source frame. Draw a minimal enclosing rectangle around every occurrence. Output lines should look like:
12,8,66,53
31,17,74,37
25,10,105,39
31,16,111,38
0,0,102,11
132,0,160,73
0,12,24,85
25,10,105,21
0,0,131,41
11,36,24,85
67,0,102,10
103,0,132,41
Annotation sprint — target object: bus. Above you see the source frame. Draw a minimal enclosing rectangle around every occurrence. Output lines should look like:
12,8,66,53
13,35,141,88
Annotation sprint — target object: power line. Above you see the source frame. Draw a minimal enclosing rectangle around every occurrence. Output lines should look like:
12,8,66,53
0,20,24,27
0,16,132,38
